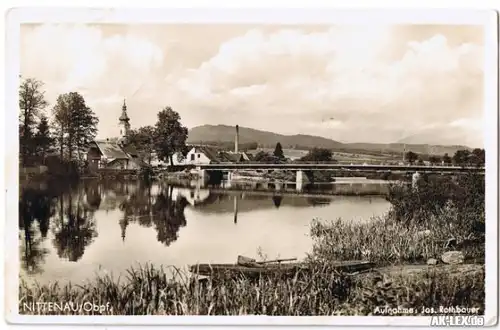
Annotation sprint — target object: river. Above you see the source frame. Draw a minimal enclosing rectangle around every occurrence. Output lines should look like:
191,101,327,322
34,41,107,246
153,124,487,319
19,179,391,284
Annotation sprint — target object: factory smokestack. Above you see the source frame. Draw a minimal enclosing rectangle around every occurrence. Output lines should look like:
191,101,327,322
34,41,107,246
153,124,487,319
235,125,239,153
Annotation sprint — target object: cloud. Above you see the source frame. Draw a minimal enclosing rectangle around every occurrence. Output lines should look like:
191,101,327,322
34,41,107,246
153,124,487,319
21,24,164,136
20,24,484,147
168,26,483,146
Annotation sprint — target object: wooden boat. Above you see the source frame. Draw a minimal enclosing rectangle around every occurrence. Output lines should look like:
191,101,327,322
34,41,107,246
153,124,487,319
189,256,375,278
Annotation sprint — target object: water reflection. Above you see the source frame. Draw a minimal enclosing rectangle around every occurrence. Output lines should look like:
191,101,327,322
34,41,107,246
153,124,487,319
118,183,188,246
52,193,98,262
272,195,282,208
19,179,391,283
19,188,54,274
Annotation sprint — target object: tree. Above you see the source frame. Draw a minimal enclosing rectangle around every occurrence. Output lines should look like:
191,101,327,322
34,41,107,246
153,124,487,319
274,142,285,159
453,149,472,166
404,151,418,164
70,93,98,163
52,92,98,163
254,151,278,163
128,126,156,164
471,148,485,167
19,78,48,165
442,153,452,165
52,94,70,159
300,148,333,162
154,107,188,166
33,114,55,162
428,155,440,165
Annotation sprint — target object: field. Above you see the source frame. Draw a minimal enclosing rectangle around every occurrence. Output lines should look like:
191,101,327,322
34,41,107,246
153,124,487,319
246,148,401,164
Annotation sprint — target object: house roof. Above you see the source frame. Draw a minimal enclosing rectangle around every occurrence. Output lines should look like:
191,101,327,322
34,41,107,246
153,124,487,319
192,146,221,162
219,152,243,163
190,146,249,163
107,158,149,168
122,144,139,157
94,140,130,159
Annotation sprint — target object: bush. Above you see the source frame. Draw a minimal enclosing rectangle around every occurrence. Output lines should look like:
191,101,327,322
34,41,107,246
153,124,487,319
386,173,484,235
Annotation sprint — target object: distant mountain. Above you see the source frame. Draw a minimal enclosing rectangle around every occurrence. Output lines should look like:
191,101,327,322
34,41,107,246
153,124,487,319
187,125,471,155
187,125,343,149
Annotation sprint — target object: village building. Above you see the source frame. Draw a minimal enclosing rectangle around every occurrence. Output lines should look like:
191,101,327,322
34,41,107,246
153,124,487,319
86,100,147,172
182,125,250,165
184,146,250,165
86,102,249,170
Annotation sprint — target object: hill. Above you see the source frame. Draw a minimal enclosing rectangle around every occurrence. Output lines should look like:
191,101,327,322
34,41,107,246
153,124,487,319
187,125,343,150
187,125,471,155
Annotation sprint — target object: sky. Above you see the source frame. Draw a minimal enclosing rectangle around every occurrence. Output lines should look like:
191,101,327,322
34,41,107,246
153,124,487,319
20,24,484,147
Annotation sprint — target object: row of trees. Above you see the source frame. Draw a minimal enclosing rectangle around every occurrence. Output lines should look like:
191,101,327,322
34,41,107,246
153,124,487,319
126,107,188,166
405,148,485,167
19,78,99,167
19,77,189,171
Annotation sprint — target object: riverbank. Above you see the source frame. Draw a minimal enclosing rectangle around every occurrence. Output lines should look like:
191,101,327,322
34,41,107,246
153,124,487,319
18,173,485,315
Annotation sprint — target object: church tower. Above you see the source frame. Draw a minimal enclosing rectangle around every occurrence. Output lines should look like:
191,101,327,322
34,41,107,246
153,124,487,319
119,99,131,139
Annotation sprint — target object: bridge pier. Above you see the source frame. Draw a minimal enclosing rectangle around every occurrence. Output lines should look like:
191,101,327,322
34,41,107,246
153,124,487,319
198,169,209,183
296,170,311,192
412,171,421,189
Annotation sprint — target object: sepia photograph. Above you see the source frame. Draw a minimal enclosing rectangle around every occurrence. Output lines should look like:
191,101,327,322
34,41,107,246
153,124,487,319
5,7,498,326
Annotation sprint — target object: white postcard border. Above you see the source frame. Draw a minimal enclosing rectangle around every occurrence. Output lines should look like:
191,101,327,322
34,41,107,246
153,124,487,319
4,6,498,326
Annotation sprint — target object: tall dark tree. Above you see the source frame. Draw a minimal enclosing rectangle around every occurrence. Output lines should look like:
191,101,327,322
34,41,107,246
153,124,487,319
154,107,188,166
128,126,156,164
33,114,55,162
52,94,70,159
70,93,99,163
52,92,98,162
273,142,285,159
19,78,48,165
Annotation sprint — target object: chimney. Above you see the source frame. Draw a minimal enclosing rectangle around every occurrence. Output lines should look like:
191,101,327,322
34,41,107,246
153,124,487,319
235,125,239,153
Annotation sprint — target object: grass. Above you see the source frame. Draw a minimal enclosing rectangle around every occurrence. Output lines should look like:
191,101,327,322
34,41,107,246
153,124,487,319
19,262,484,316
18,173,485,315
310,211,484,267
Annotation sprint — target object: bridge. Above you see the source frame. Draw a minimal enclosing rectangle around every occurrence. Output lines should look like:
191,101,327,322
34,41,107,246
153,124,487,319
194,163,484,192
196,163,484,173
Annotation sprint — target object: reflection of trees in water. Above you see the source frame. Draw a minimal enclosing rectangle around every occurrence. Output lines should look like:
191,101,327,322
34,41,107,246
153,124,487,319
272,195,283,208
19,188,55,274
51,193,98,262
119,183,188,246
84,180,101,210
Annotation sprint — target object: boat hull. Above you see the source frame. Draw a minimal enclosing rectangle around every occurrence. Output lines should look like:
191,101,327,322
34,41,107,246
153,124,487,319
189,261,375,278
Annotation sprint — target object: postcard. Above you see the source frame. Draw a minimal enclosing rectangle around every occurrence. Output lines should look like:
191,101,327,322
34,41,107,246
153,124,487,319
4,6,498,327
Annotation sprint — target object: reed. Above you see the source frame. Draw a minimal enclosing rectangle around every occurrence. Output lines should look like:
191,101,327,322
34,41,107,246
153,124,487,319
19,262,484,315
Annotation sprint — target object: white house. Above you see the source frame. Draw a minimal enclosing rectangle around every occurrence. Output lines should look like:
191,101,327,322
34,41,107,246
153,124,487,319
184,146,250,165
185,146,220,165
